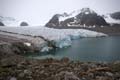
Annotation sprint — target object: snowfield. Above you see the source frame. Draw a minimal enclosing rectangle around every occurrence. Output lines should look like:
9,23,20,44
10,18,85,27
0,26,107,50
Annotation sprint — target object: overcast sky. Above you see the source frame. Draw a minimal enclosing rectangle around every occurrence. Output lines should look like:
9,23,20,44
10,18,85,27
0,0,120,26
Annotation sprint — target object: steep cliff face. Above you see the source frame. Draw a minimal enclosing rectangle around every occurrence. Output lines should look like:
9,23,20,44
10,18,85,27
46,8,108,27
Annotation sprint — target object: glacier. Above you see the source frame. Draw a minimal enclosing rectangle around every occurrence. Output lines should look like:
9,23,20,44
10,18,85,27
0,26,107,51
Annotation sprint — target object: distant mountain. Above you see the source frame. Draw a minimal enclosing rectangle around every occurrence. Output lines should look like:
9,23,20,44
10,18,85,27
0,16,19,26
46,8,109,27
104,12,120,24
110,12,120,20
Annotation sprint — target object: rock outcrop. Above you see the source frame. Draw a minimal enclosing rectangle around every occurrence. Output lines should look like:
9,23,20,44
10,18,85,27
20,22,29,26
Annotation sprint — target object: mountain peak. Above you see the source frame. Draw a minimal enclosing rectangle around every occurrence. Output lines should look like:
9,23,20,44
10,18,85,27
81,8,96,14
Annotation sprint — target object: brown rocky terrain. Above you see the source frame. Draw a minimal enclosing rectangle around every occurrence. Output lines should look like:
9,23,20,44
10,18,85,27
0,53,120,80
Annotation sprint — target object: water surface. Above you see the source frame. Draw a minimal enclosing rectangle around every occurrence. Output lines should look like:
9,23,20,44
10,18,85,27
26,37,120,62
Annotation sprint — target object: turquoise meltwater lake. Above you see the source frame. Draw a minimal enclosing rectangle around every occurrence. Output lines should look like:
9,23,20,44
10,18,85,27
26,37,120,62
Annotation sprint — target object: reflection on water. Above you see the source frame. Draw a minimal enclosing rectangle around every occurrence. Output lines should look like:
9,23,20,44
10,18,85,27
26,37,120,62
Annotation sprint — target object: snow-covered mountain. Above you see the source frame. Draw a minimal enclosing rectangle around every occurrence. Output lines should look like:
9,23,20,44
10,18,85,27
0,16,19,26
104,12,120,24
45,8,109,27
110,12,120,20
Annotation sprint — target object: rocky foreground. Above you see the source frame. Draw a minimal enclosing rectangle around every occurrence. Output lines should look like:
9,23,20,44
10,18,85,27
0,53,120,80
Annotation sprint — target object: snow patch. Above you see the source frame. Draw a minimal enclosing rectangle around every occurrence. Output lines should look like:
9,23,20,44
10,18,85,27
24,42,31,47
85,12,89,15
